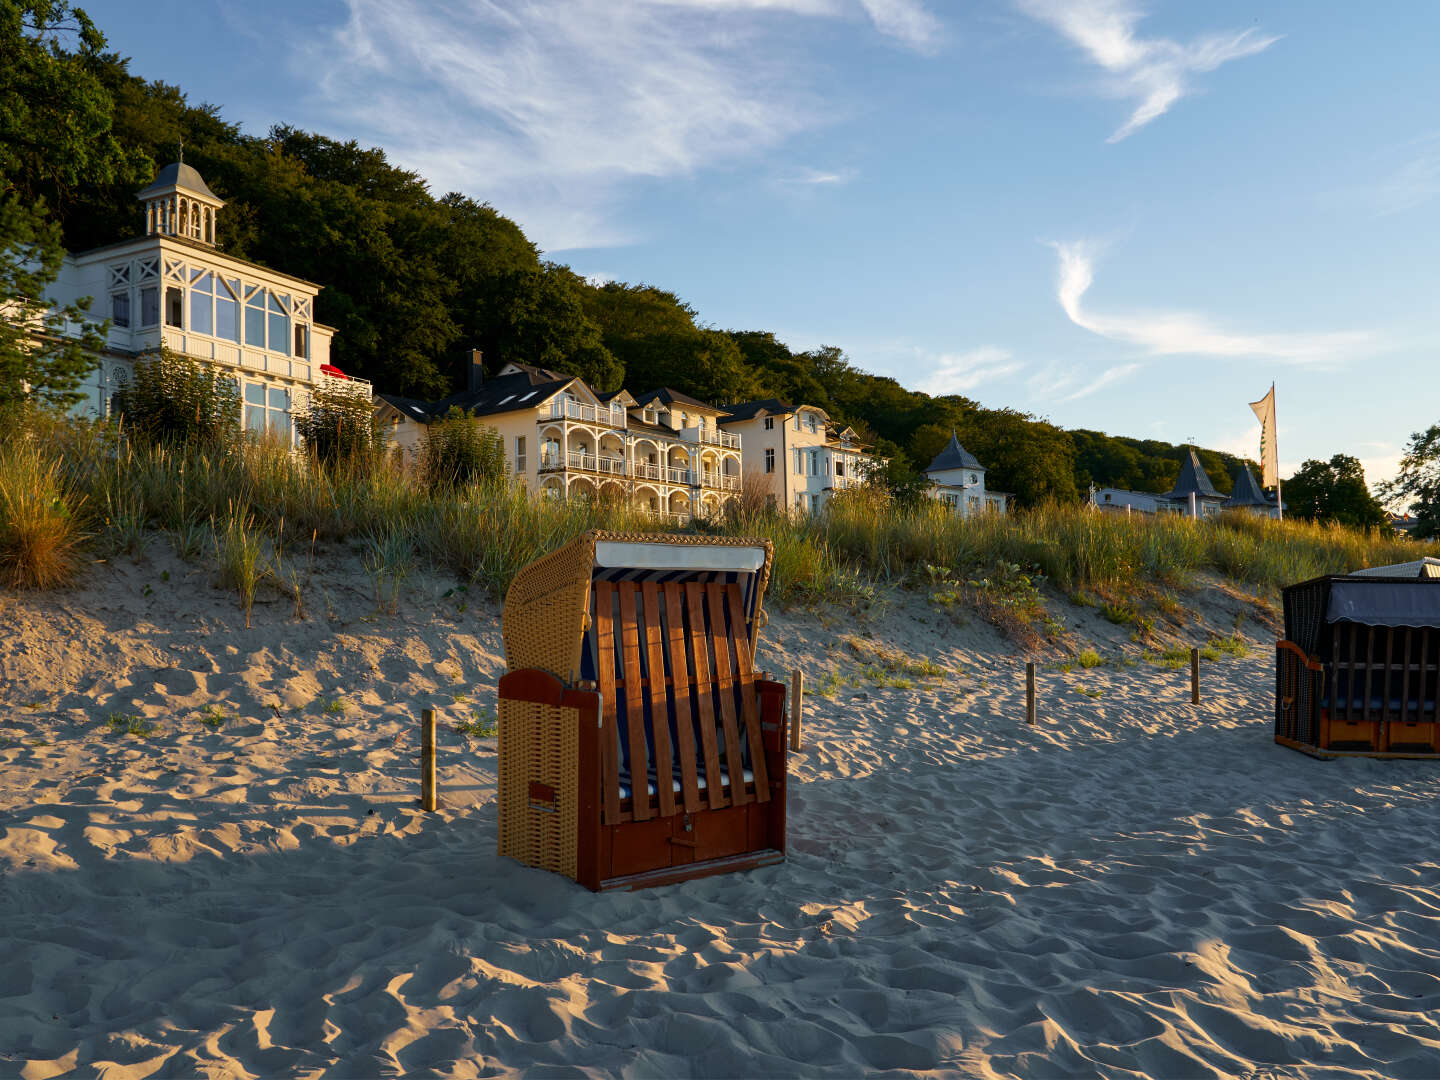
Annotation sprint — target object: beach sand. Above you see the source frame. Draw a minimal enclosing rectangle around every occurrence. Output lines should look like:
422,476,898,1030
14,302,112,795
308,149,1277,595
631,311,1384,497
4,549,1440,1078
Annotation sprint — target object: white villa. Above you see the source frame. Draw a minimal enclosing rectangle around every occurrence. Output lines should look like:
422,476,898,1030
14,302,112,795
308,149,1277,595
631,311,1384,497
378,361,743,523
924,431,1009,516
718,399,878,515
46,158,369,438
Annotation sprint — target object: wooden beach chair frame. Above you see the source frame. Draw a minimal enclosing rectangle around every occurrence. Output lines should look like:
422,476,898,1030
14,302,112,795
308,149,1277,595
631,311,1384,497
1275,575,1440,759
497,531,788,890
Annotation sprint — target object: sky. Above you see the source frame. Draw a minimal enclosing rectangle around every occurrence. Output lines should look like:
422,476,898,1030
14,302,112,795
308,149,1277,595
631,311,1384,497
89,0,1438,493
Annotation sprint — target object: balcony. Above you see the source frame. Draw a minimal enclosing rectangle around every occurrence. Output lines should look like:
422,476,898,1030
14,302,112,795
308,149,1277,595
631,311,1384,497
699,471,741,491
648,510,692,526
685,426,740,449
538,452,628,476
541,400,626,428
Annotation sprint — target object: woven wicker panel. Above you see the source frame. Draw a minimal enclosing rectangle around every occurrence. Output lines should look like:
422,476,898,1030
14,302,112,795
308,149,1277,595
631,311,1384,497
1283,578,1328,657
497,697,579,881
502,534,598,682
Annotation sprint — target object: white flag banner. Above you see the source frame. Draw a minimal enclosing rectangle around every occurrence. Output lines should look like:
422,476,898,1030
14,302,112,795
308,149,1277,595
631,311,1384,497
1249,384,1278,487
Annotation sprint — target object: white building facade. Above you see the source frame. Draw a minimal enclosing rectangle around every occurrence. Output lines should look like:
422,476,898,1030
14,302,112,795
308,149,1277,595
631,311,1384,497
46,160,368,439
719,399,880,514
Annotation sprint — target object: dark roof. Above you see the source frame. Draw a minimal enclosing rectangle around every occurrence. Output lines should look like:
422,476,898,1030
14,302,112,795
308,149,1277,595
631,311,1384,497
137,161,221,201
377,395,433,423
1228,464,1271,506
501,361,573,382
634,387,721,412
720,398,795,424
1166,448,1223,501
925,431,983,473
385,369,572,423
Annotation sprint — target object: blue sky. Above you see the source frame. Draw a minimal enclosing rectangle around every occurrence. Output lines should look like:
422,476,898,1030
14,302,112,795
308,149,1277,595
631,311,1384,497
90,0,1438,491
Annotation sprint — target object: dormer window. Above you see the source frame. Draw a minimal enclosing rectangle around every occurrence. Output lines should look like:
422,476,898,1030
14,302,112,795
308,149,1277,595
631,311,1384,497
764,417,774,430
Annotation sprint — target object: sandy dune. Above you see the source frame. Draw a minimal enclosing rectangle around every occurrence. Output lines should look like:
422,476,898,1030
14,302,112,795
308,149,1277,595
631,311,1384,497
3,550,1440,1078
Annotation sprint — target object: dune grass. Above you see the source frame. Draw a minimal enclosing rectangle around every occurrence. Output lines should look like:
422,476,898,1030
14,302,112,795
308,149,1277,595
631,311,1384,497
2,413,1434,612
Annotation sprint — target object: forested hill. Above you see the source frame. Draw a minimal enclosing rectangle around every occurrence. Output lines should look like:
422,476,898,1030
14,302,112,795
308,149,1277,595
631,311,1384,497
37,45,1260,504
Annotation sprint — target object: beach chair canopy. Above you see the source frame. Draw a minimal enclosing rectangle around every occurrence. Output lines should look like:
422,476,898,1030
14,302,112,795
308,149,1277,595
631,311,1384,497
1348,558,1440,580
1325,579,1440,628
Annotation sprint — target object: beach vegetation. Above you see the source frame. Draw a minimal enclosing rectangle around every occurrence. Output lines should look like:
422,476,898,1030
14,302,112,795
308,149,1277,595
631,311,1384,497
1076,648,1104,668
320,696,347,716
198,704,227,728
455,705,497,737
0,439,86,588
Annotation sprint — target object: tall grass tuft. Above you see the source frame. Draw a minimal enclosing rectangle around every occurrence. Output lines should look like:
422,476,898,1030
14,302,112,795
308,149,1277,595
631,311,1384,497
216,507,264,628
0,444,86,588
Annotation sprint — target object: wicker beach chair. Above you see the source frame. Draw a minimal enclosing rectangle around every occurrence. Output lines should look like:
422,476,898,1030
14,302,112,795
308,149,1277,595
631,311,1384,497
1277,570,1440,758
497,531,788,890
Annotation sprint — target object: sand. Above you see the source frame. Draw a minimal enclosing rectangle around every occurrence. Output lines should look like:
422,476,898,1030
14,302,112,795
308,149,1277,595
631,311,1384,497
3,547,1440,1078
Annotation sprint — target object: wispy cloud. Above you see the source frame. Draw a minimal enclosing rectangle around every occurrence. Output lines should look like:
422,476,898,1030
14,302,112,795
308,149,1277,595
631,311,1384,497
1049,241,1374,366
776,166,858,185
1027,360,1141,402
309,0,939,250
1016,0,1278,141
917,346,1023,396
1373,132,1440,215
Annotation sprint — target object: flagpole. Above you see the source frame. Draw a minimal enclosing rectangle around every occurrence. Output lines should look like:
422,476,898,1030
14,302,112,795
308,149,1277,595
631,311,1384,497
1273,382,1282,521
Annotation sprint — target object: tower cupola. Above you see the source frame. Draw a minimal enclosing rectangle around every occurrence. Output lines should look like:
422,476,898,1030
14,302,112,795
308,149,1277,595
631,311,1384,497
136,157,225,246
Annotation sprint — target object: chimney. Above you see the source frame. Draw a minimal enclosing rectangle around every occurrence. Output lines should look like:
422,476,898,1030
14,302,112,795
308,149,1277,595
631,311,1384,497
467,349,484,392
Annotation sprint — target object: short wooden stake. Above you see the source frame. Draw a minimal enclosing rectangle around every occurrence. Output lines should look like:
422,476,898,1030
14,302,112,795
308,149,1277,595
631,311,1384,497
1190,647,1200,705
790,669,804,750
420,707,437,812
1026,662,1036,725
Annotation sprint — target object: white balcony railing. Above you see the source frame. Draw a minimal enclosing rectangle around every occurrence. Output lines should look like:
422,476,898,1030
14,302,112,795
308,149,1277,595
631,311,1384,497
649,510,692,525
685,426,741,449
541,400,626,428
700,472,741,491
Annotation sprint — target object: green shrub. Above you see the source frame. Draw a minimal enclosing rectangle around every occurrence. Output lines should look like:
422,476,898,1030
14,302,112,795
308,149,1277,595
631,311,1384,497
112,348,240,448
423,407,505,491
296,381,384,466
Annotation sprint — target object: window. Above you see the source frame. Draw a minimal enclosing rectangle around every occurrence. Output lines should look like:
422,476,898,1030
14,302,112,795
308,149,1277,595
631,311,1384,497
216,279,239,342
190,272,213,335
835,459,845,477
140,287,159,327
293,323,308,359
244,383,292,442
824,455,831,476
764,417,774,430
111,293,131,328
806,412,818,433
268,293,290,356
794,415,802,431
516,435,527,472
165,286,183,328
764,448,775,473
245,288,266,348
808,449,818,476
793,448,803,474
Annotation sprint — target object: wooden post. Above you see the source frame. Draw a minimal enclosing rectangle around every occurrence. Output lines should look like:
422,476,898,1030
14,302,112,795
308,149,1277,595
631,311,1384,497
1190,648,1200,705
420,707,437,812
790,669,804,751
1026,662,1036,725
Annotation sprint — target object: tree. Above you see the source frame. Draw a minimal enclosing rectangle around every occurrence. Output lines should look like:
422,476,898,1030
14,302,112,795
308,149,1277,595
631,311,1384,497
472,264,621,391
1284,454,1390,529
0,1,145,409
1379,425,1440,539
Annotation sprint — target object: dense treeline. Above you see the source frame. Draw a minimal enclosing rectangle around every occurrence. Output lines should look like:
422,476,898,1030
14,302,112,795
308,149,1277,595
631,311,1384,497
21,6,1279,506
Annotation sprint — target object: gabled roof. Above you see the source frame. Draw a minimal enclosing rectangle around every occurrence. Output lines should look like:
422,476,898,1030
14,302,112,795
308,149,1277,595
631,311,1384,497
633,387,723,412
926,431,983,473
496,361,573,382
1167,448,1223,501
384,368,572,423
720,398,795,424
1228,464,1271,506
